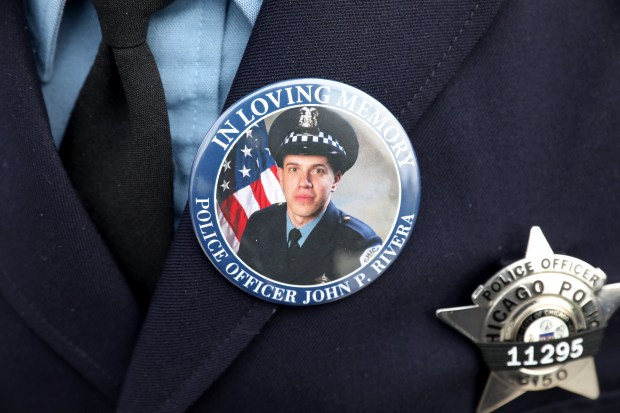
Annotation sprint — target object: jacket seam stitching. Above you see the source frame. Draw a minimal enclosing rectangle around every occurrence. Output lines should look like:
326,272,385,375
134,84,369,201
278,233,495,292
155,302,275,413
398,1,480,119
0,275,114,383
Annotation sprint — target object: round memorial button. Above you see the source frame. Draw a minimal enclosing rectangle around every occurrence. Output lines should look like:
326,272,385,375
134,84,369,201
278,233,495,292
189,79,420,305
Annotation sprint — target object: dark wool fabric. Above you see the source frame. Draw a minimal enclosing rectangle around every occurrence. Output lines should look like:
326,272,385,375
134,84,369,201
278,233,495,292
60,0,175,308
1,0,620,412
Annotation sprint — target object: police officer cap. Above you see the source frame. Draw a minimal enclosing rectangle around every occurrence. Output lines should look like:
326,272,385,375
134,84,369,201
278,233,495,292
268,106,359,173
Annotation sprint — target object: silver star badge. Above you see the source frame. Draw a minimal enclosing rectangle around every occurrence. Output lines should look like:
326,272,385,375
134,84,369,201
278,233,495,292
436,227,620,413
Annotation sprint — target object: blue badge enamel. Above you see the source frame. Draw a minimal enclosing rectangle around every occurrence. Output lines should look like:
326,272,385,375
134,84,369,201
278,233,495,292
189,79,420,305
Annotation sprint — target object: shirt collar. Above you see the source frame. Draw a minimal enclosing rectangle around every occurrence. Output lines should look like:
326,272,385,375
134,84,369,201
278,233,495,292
286,208,327,248
25,0,262,82
25,0,66,82
233,0,262,25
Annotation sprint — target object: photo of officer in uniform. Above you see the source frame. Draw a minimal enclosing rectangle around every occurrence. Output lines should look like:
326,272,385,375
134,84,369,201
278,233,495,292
238,106,382,285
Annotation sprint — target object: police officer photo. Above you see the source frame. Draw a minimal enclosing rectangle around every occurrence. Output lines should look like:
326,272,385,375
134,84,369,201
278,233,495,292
238,106,382,285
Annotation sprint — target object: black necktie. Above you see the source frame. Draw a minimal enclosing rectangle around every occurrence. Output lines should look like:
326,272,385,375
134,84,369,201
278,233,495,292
60,0,174,308
288,228,302,262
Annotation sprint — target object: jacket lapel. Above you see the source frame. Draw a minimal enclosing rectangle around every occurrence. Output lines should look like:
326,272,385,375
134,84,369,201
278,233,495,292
118,0,505,412
0,0,141,403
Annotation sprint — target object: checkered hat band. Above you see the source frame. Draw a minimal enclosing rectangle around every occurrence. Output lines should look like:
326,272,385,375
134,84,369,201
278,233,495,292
283,131,346,154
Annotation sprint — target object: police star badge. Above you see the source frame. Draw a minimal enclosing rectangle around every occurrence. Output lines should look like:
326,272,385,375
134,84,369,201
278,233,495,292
436,227,620,413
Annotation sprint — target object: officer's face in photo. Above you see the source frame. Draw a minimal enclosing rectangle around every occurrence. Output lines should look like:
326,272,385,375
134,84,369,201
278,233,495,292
277,154,342,227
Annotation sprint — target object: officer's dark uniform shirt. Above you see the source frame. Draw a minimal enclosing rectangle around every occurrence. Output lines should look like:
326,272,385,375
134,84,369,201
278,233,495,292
238,202,381,285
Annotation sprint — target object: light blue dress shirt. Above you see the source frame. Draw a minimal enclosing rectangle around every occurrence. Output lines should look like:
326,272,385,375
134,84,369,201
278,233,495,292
25,0,262,224
286,210,326,248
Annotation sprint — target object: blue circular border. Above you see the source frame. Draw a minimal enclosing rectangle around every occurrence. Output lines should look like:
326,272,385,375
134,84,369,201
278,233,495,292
189,79,421,306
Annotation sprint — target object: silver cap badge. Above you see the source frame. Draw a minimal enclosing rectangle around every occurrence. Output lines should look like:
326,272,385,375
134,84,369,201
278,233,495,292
298,106,319,129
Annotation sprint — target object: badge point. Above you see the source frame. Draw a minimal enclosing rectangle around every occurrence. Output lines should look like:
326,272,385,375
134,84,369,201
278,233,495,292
524,226,553,259
436,305,486,343
477,373,525,413
556,357,599,400
600,283,620,319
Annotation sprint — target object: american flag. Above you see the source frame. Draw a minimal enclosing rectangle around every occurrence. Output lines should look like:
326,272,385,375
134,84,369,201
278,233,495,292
216,121,285,252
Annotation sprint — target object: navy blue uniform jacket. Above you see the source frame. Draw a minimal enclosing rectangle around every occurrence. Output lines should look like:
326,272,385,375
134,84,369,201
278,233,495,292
1,1,620,412
238,202,381,285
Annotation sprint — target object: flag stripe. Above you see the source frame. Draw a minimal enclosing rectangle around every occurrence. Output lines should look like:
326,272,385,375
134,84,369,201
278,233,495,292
220,195,249,241
216,203,240,252
262,165,285,205
234,185,262,220
250,180,271,210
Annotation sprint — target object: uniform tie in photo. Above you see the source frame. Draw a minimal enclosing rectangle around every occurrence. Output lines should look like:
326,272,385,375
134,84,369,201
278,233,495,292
60,0,175,309
288,228,302,261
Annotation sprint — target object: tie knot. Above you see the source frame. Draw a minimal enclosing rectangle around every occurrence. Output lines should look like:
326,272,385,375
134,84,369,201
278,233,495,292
93,0,173,48
288,228,302,246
